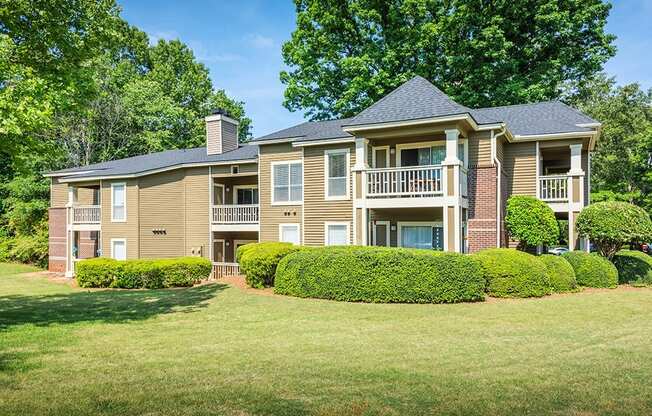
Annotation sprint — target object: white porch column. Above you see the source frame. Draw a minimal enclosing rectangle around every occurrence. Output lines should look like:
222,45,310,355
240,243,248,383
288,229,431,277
444,129,460,164
569,144,583,176
353,137,369,170
443,129,462,252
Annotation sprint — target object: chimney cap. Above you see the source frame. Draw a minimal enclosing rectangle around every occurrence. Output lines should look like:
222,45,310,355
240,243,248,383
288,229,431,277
211,108,231,117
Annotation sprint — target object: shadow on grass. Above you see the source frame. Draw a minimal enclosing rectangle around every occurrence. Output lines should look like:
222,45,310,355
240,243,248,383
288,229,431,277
0,283,227,330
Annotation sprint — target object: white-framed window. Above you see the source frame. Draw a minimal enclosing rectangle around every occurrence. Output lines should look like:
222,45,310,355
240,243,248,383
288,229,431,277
324,148,350,200
372,146,390,168
397,222,444,250
111,182,126,222
272,161,303,204
396,140,466,167
233,185,258,205
110,238,127,260
324,222,350,246
279,223,300,245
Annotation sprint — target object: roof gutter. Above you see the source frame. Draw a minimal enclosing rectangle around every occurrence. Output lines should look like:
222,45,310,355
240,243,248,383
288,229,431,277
292,137,354,147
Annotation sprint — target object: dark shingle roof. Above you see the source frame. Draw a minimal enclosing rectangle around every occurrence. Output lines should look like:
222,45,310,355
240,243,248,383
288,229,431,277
48,144,258,179
345,76,471,126
471,101,598,136
252,118,353,143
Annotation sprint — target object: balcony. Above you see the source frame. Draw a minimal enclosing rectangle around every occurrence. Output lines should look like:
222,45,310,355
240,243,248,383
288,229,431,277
366,165,444,198
539,175,569,202
72,205,101,225
211,262,241,279
211,204,259,231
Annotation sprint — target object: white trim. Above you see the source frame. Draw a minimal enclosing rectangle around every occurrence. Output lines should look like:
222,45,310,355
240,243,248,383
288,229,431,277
213,183,225,204
110,238,127,260
205,113,239,125
208,166,213,263
252,136,306,145
371,145,390,168
324,221,351,246
279,223,301,245
513,131,598,141
212,238,226,262
342,114,478,132
110,182,127,223
324,148,351,200
211,224,260,233
576,123,602,128
372,220,390,247
535,141,541,199
292,137,354,147
232,184,258,205
55,159,258,182
397,221,444,248
44,170,100,178
270,160,304,206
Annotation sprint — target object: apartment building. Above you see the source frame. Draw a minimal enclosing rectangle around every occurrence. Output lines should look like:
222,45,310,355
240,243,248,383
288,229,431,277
45,76,600,277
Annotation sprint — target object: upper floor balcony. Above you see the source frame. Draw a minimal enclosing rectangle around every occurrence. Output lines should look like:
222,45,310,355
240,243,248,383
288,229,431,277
70,205,101,229
211,204,259,232
538,175,569,202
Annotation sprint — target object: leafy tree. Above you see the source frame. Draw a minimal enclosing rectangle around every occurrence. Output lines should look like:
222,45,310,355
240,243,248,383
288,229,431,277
576,201,652,260
572,74,652,211
281,0,616,120
505,196,559,250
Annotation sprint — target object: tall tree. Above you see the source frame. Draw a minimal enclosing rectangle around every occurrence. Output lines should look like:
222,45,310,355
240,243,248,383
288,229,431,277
573,74,652,212
281,0,616,120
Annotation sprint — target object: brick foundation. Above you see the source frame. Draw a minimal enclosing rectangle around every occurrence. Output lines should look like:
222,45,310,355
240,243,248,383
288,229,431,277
467,166,498,253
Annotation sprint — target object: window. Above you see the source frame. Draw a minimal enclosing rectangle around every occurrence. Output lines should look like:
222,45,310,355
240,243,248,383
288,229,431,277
458,142,465,165
272,162,303,204
400,145,445,167
231,165,239,174
235,187,258,204
111,183,126,221
325,149,349,199
399,223,444,250
279,224,300,245
111,239,126,260
325,222,349,245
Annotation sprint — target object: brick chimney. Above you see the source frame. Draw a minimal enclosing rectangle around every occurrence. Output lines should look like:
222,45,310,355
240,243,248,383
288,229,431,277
205,108,239,155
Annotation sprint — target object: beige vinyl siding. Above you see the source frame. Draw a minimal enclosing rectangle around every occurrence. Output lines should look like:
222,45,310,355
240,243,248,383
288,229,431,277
138,170,185,258
50,178,68,208
496,136,505,164
221,122,238,153
258,143,303,242
467,131,492,167
503,142,536,196
303,144,355,246
206,119,221,155
184,167,210,259
101,179,139,259
212,162,257,176
76,184,100,205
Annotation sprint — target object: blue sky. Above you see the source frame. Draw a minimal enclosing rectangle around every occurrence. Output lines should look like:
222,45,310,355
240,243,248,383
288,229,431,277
118,0,652,138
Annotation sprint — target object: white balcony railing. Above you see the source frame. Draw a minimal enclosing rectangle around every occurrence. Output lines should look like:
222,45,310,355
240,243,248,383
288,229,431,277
539,175,569,201
212,262,241,279
72,205,101,224
212,204,259,224
366,165,443,198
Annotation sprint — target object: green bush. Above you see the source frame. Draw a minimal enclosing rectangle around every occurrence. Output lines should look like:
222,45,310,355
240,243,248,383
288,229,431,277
540,255,577,293
561,251,618,288
274,246,485,303
613,250,652,285
238,242,301,288
76,257,211,289
576,202,652,260
235,242,257,263
505,195,559,249
472,248,550,298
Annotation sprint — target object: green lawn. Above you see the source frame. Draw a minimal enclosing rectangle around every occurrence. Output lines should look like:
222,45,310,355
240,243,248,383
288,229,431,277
1,264,652,415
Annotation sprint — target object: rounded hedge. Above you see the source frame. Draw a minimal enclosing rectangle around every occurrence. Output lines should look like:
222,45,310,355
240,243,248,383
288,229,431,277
274,246,485,303
612,250,652,285
472,248,550,298
540,255,577,293
576,201,652,260
238,242,301,288
76,257,211,289
561,251,618,288
505,195,559,248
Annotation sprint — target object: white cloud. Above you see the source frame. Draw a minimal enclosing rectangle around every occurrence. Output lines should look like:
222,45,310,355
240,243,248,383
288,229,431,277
147,30,180,45
245,33,275,49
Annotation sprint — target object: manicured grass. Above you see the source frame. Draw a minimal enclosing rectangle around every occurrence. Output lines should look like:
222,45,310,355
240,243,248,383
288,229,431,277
1,264,652,415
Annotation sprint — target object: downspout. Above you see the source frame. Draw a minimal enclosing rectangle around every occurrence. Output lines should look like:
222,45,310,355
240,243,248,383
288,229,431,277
492,126,507,248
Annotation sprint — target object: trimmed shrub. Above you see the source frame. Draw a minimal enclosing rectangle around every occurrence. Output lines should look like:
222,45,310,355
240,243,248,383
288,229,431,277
235,242,256,263
540,255,577,293
576,202,652,260
505,195,559,249
561,251,618,288
472,248,550,298
238,242,301,288
274,246,485,303
613,250,652,285
76,257,211,289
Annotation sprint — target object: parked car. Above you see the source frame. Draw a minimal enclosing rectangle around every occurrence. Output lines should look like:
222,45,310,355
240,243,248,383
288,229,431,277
548,247,569,256
640,242,650,255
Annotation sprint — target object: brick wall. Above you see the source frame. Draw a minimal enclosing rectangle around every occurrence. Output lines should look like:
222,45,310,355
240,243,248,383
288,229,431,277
48,208,66,272
467,166,498,253
78,231,99,259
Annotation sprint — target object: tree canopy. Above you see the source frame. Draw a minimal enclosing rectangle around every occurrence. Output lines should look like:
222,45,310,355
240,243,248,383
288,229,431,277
281,0,616,120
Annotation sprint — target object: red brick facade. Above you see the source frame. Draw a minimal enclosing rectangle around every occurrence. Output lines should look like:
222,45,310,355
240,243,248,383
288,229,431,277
467,166,499,253
48,208,66,272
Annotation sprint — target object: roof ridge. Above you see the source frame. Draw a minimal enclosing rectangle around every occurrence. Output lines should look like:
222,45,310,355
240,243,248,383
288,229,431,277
473,100,560,111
